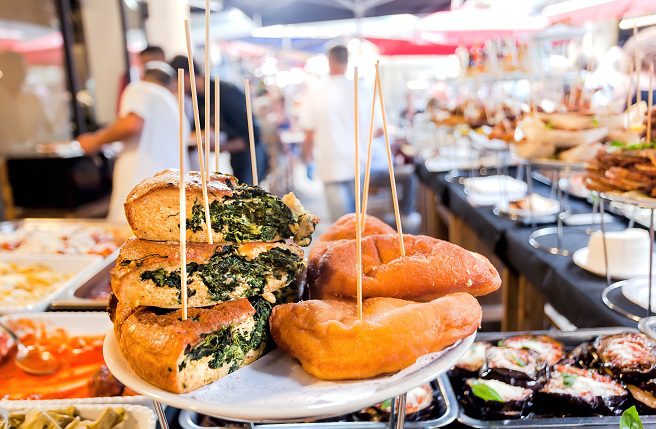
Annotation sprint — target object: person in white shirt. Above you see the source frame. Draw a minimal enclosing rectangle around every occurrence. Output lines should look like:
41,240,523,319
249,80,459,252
76,61,189,222
300,45,377,221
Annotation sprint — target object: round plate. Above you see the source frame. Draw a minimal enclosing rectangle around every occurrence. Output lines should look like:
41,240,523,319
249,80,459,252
621,277,656,311
572,247,654,280
103,330,474,422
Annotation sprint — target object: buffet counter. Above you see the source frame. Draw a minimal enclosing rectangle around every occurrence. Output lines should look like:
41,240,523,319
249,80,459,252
415,162,633,330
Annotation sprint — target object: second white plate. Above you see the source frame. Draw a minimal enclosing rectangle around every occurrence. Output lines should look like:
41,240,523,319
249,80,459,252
572,247,655,280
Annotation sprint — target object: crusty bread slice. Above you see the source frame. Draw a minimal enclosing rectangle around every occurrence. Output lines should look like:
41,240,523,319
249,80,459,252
113,297,273,393
124,169,318,245
111,237,305,308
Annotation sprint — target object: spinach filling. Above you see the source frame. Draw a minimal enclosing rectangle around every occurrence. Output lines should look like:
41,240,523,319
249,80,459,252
181,296,274,372
139,246,303,302
187,186,296,242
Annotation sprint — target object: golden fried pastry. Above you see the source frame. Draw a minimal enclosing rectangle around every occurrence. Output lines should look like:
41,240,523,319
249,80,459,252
308,234,501,301
270,293,482,380
308,213,394,270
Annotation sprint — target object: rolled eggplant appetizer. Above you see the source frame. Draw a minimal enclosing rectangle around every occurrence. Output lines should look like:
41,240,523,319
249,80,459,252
500,335,565,366
535,365,629,416
594,333,656,383
451,341,491,379
481,346,547,389
561,341,598,368
462,378,532,420
627,380,656,413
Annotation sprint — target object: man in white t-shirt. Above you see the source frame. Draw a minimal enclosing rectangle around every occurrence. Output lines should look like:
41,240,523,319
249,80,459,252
300,45,378,221
76,61,189,222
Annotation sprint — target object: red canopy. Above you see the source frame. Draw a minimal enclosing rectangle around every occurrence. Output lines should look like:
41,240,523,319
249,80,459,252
544,0,656,25
366,37,457,56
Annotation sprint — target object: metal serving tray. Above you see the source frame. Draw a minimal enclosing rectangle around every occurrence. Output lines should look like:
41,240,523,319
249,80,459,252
454,327,656,428
178,374,458,429
0,219,131,310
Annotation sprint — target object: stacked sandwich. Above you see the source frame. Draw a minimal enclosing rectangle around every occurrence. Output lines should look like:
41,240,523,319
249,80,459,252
109,169,318,393
269,213,501,380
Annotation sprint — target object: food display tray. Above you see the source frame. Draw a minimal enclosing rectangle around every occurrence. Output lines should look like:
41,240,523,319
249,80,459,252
177,374,458,429
0,219,132,310
453,328,656,428
0,403,157,429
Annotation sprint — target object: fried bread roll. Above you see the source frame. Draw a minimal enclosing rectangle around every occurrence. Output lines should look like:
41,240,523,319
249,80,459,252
112,297,273,393
111,237,305,308
308,234,500,300
124,169,318,245
270,293,481,379
308,213,394,269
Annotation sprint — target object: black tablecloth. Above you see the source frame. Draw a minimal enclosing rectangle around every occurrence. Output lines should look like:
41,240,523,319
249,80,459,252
415,162,635,328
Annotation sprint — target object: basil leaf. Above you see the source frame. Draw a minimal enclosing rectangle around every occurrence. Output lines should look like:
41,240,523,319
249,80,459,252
562,373,577,387
471,382,504,402
620,405,644,429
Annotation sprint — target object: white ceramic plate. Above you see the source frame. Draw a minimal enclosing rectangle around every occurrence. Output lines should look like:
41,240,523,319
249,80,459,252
0,403,156,429
621,277,656,310
0,255,106,314
0,312,146,405
424,155,500,173
103,329,474,422
497,196,560,217
572,247,654,280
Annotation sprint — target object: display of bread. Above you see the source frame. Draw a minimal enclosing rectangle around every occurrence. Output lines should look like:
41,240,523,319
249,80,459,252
308,213,394,269
308,233,501,301
110,170,315,393
112,238,305,308
110,296,271,393
270,293,482,380
124,169,318,246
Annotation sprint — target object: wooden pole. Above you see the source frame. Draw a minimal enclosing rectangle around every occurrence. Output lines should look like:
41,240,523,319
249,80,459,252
184,20,213,244
375,62,405,256
627,61,633,128
243,79,258,186
361,63,379,233
354,66,363,321
204,0,211,181
178,69,188,321
215,77,220,172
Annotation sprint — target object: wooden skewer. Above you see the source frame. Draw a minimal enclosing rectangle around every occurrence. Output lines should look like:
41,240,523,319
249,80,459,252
178,69,188,321
361,63,379,233
204,0,211,180
375,62,405,256
627,61,633,128
243,79,258,186
215,77,220,172
184,20,213,244
353,66,363,321
636,49,641,110
648,63,653,144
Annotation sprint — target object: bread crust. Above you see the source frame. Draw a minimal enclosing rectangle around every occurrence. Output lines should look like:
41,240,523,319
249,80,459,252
308,234,501,300
115,298,256,393
124,169,317,245
270,293,482,380
111,237,305,308
308,214,394,269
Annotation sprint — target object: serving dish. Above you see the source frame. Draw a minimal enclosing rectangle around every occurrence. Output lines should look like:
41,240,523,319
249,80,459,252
0,312,144,404
0,403,156,429
177,374,457,428
451,328,656,428
0,254,105,314
49,262,112,311
104,329,474,422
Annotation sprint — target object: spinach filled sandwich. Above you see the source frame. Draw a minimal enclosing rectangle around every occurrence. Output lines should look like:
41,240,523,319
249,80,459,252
124,169,318,246
111,170,315,394
111,237,306,308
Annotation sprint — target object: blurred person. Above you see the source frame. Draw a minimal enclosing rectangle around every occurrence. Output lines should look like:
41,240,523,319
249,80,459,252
170,55,266,184
76,61,187,222
300,45,379,221
0,51,52,152
117,45,166,108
